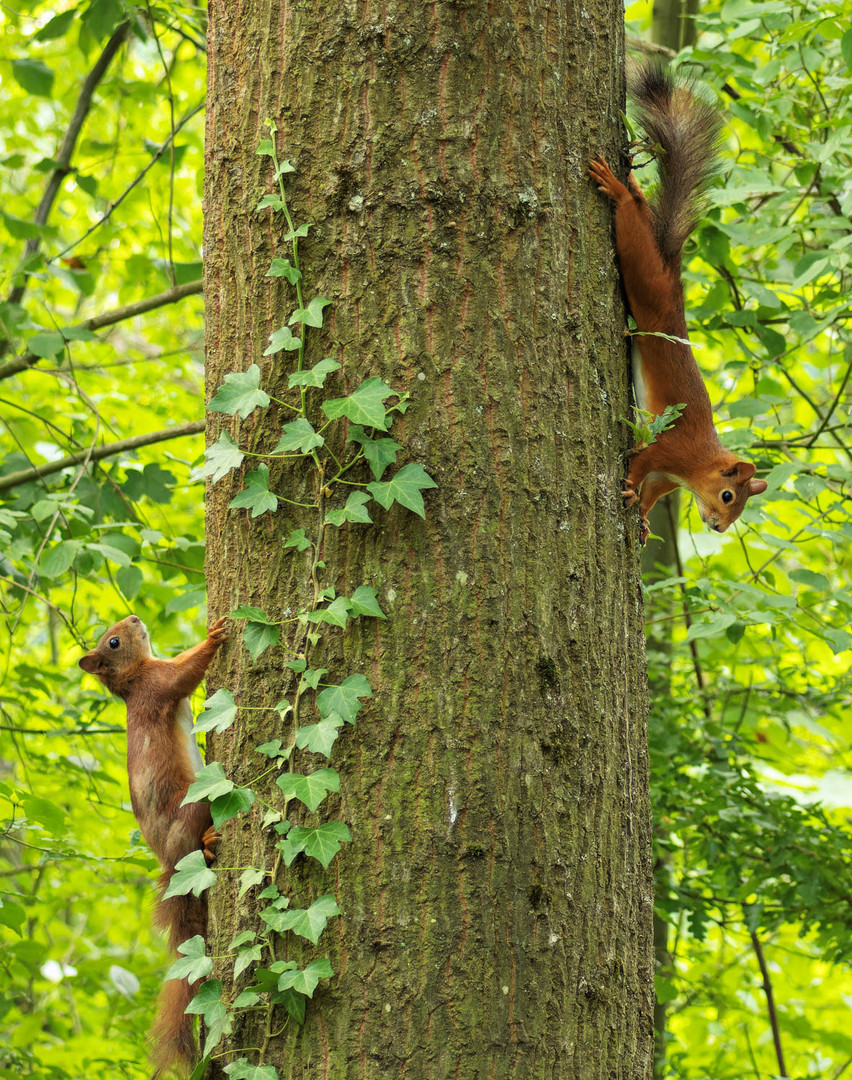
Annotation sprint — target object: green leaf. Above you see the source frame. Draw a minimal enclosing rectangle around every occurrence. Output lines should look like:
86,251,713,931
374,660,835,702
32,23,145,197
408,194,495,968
164,936,211,983
367,463,437,518
285,529,312,551
225,1058,280,1080
195,688,238,734
256,139,275,157
304,595,350,627
255,739,287,758
321,376,395,430
231,605,276,623
789,568,829,591
243,619,280,661
276,768,340,812
21,794,66,836
264,325,302,355
229,465,279,517
272,418,324,454
325,490,373,527
295,713,344,758
238,870,265,898
685,614,739,642
28,332,65,359
348,426,402,480
282,821,351,868
316,674,372,724
283,222,312,241
186,979,223,1017
276,957,333,998
257,194,285,212
182,763,235,805
268,258,302,285
261,895,340,945
208,365,271,419
116,564,144,600
288,357,340,388
194,431,245,483
289,297,332,329
39,540,81,578
163,850,217,899
33,10,76,40
211,787,255,829
348,585,387,619
12,59,55,97
301,667,328,690
279,988,306,1024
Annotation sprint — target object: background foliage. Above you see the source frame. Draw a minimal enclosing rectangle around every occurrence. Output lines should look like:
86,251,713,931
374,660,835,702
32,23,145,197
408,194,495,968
0,0,850,1078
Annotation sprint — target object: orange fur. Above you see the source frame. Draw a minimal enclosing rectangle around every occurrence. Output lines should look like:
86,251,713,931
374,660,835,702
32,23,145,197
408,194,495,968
79,615,227,1076
589,68,766,543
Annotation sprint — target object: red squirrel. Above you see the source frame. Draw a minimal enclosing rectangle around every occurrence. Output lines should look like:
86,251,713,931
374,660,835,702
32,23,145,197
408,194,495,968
79,614,227,1076
589,65,767,543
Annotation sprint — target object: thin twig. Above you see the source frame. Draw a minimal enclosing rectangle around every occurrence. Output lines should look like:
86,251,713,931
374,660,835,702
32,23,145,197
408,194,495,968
0,23,131,358
747,923,788,1080
0,279,202,383
0,421,205,493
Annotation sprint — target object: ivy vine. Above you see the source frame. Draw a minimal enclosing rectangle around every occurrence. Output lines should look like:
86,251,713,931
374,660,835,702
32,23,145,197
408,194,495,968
166,121,436,1079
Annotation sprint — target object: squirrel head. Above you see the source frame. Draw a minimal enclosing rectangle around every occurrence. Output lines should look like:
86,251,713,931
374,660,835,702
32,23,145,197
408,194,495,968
78,615,153,698
692,460,768,534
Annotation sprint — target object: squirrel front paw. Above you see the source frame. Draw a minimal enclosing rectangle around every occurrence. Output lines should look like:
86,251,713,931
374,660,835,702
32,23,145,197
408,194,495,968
208,617,228,646
201,824,220,864
638,515,651,545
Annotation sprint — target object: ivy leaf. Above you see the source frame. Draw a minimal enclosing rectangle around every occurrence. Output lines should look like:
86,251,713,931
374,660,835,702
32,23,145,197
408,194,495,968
301,667,328,690
182,762,234,805
264,325,302,355
238,870,265,898
233,944,264,980
316,674,372,724
261,895,340,945
348,426,402,480
255,739,288,759
348,585,387,620
288,357,340,388
243,619,280,661
193,431,245,483
229,464,279,517
194,689,238,734
289,296,332,329
278,989,306,1024
272,418,324,454
164,935,212,983
295,713,344,758
276,957,333,998
281,821,351,868
325,490,373,527
284,529,312,551
207,365,270,419
321,376,394,430
211,787,255,829
366,463,437,518
256,193,285,212
276,768,340,812
186,980,232,1050
303,596,350,627
163,850,217,899
225,1059,279,1080
268,257,302,285
283,222,312,241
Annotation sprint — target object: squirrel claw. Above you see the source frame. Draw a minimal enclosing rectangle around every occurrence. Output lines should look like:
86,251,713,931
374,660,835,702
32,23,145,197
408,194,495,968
622,483,639,508
208,617,228,645
638,516,651,545
201,825,220,864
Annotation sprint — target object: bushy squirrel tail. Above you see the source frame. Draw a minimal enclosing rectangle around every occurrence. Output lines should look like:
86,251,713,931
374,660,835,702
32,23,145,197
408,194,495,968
149,885,208,1077
630,63,724,267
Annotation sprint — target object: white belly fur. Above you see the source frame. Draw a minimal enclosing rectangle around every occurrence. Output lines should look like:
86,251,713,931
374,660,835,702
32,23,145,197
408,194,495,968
176,697,204,774
631,339,650,413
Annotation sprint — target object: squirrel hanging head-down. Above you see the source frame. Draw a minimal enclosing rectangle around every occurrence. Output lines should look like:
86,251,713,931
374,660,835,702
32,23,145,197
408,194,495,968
590,63,767,544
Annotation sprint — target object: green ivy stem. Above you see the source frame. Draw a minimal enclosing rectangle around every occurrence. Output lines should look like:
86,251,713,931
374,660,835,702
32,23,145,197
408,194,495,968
266,394,302,413
326,449,365,486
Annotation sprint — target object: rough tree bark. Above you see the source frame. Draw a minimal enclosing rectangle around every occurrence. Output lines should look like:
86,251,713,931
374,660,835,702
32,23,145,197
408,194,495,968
203,0,654,1077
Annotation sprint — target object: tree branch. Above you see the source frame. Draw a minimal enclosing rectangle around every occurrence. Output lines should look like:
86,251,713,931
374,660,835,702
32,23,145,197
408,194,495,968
0,421,205,493
748,924,789,1080
0,22,131,358
0,279,202,383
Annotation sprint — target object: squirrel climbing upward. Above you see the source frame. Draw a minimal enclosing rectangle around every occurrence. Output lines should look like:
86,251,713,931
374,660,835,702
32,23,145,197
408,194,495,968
589,64,767,543
79,614,227,1077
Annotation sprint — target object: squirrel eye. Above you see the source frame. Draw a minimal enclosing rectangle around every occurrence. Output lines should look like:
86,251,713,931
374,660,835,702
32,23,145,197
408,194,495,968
109,637,120,649
721,490,734,504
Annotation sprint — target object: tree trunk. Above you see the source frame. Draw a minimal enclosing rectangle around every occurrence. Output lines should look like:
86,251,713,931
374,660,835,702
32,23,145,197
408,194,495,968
203,0,654,1077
